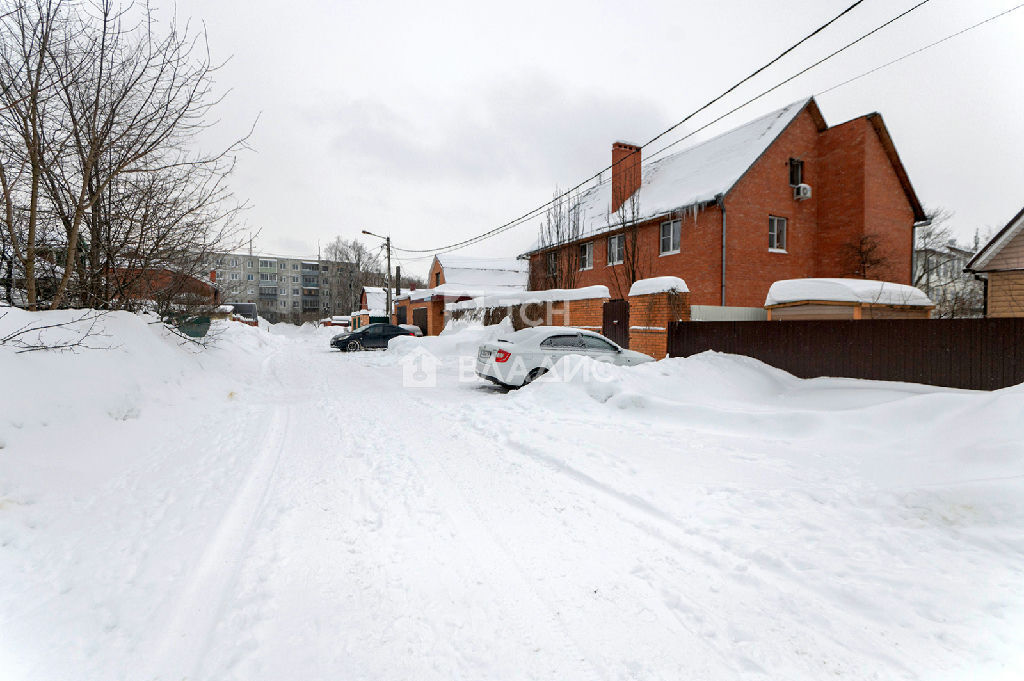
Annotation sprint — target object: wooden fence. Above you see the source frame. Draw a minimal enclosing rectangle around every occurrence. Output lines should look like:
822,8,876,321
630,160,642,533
667,318,1024,391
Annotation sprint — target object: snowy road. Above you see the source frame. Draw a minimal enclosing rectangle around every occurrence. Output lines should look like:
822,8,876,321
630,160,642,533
2,316,1024,680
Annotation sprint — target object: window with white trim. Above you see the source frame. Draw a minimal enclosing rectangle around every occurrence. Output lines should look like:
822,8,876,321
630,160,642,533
660,219,681,255
579,242,593,270
769,215,787,251
607,234,624,265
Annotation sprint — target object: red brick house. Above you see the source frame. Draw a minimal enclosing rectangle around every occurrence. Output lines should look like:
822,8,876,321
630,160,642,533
524,97,927,307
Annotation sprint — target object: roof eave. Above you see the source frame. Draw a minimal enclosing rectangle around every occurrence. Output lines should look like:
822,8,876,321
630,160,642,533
865,113,927,222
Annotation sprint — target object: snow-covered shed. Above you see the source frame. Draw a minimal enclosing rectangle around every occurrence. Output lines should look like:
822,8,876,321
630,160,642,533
394,255,530,336
765,278,934,320
427,255,528,293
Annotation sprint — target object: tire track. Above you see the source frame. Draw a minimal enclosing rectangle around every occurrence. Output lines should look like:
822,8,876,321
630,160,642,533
143,404,290,681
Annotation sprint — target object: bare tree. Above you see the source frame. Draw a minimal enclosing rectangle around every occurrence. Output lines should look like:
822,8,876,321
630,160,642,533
606,194,647,299
913,208,984,318
324,236,383,313
1,1,249,311
840,233,890,279
530,187,584,290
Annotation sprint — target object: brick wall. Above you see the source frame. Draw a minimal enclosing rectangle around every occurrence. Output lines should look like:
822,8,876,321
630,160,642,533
627,290,691,358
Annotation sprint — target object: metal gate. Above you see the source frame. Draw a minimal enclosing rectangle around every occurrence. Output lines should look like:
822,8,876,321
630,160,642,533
412,307,428,335
396,306,407,324
602,299,629,348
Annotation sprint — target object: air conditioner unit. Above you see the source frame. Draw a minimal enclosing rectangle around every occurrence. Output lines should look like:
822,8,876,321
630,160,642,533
793,183,812,201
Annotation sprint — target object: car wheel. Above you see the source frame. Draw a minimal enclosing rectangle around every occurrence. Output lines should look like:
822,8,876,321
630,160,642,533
346,339,362,352
522,367,548,386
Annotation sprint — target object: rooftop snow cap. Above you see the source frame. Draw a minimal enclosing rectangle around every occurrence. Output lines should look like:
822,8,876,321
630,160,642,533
611,141,641,214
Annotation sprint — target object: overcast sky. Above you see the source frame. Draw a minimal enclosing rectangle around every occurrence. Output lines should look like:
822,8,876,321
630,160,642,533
168,0,1024,276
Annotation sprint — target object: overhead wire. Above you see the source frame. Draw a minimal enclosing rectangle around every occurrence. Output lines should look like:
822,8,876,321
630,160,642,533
393,0,1021,259
390,0,878,254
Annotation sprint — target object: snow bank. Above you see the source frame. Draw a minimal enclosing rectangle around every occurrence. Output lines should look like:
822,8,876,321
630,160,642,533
628,276,689,296
765,278,933,307
386,317,514,361
447,285,610,311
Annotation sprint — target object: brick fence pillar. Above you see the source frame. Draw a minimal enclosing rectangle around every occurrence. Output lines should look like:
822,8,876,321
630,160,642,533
627,290,690,358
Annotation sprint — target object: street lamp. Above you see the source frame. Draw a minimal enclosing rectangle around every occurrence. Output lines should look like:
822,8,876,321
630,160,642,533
361,229,392,317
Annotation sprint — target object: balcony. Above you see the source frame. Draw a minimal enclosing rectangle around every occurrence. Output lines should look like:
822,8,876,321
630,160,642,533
258,287,278,298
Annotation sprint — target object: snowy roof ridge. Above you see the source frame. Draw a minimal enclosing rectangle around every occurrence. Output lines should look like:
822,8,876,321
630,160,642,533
522,98,814,255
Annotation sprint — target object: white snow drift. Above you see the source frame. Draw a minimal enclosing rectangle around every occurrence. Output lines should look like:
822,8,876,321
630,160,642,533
1,309,1022,681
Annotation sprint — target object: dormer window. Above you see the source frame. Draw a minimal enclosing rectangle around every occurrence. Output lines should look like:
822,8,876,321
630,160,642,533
789,158,804,186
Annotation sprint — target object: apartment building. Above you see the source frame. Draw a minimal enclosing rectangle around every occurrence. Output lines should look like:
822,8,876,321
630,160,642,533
212,252,353,323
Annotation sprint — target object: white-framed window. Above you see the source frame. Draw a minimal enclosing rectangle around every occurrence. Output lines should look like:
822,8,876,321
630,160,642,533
259,259,274,268
660,219,681,255
292,288,299,295
292,263,299,270
246,274,253,281
247,260,253,268
259,272,276,281
279,262,287,270
291,276,298,283
579,242,593,270
292,300,299,307
230,273,240,280
607,234,624,265
769,215,787,251
279,300,286,308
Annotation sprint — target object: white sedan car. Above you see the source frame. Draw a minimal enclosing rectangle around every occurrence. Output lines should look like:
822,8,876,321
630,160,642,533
476,326,654,388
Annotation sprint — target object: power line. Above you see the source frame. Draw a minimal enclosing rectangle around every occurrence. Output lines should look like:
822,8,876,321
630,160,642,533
391,0,875,255
818,1,1024,96
390,0,1024,270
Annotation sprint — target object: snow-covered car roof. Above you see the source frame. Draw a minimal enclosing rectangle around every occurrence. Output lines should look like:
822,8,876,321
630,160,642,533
496,326,613,345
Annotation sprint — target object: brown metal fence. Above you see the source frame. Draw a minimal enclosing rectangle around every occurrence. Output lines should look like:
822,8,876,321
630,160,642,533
667,318,1024,391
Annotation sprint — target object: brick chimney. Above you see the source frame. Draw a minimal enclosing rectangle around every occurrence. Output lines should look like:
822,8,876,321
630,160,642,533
611,141,641,213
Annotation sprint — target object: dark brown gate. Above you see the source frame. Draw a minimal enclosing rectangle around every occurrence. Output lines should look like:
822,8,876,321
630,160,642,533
412,307,428,335
602,299,630,348
396,306,407,325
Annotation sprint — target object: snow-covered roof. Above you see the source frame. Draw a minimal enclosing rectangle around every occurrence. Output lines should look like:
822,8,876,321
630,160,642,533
628,276,689,296
434,254,528,291
361,287,388,310
523,98,812,255
446,285,610,312
966,205,1024,273
765,278,933,307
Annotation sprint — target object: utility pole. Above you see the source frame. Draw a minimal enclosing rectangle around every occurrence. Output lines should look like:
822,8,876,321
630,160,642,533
362,229,392,316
